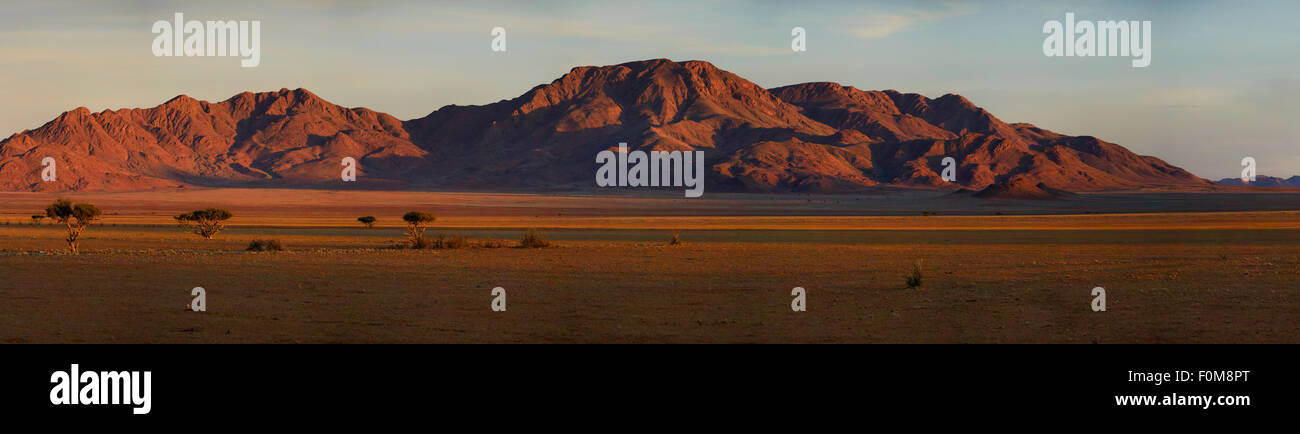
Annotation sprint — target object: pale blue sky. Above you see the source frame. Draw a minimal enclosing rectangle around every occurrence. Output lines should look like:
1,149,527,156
1,0,1296,179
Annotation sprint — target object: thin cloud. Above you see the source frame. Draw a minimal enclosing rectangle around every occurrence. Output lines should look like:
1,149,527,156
844,2,976,39
391,10,665,41
1141,87,1238,109
396,9,787,56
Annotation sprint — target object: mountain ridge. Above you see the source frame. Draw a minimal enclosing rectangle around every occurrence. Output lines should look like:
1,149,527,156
0,58,1215,197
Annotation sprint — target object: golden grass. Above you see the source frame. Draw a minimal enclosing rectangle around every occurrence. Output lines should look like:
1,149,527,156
1,223,1297,343
1,188,1297,343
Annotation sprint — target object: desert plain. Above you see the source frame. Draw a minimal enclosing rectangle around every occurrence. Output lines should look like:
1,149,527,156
0,188,1297,343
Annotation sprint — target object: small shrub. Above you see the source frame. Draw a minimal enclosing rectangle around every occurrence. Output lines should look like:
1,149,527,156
246,239,284,252
669,230,683,246
905,259,923,289
421,234,469,249
443,235,469,249
519,229,551,248
479,240,505,249
410,237,431,249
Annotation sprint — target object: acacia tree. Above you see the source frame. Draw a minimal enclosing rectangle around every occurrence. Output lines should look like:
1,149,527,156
402,211,436,247
357,216,377,229
175,208,234,239
45,199,101,253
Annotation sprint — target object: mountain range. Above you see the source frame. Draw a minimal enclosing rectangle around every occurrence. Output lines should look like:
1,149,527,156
0,58,1216,198
1215,176,1300,188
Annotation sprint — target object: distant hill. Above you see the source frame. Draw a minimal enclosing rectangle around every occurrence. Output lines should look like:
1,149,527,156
1216,175,1300,187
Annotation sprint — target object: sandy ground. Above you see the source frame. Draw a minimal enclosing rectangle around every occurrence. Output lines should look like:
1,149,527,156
0,189,1297,343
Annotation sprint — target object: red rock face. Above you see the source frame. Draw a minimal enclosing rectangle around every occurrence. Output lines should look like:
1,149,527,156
1,59,1210,195
0,88,427,191
769,82,1209,193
